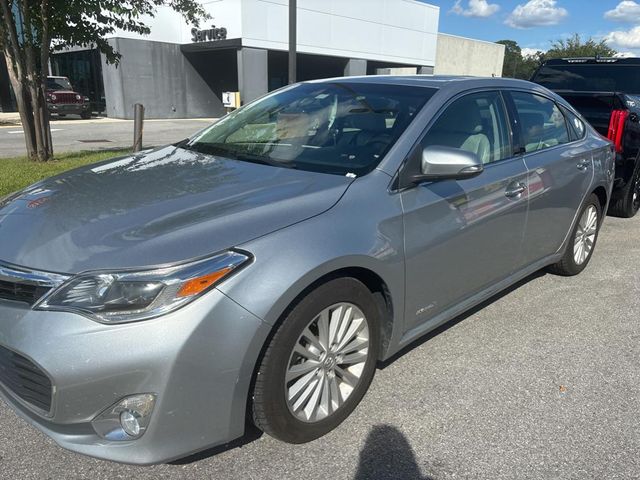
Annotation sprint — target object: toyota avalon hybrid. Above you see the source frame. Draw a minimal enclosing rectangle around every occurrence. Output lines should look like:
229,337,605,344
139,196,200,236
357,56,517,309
0,76,614,464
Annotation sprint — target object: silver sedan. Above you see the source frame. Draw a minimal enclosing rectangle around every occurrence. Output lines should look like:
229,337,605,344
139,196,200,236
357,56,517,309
0,76,614,464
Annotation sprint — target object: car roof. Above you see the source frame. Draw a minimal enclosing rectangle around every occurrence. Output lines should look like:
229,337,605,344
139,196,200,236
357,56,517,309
307,74,579,116
309,75,536,91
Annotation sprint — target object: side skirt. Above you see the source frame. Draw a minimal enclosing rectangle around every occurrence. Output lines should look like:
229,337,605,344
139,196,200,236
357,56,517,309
385,253,562,359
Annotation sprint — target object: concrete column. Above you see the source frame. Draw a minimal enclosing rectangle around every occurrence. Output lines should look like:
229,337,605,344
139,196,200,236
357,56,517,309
344,58,367,77
237,47,268,105
419,66,434,75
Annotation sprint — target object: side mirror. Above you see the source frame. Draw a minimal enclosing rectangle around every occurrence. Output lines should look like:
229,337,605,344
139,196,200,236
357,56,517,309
410,145,484,184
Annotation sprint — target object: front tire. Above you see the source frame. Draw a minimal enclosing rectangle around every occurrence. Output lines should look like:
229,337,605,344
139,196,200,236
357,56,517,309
80,111,92,120
548,193,602,276
252,277,380,444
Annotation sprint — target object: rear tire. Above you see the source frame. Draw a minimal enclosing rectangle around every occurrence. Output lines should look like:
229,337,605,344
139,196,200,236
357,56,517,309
609,161,640,218
548,193,602,276
252,277,380,444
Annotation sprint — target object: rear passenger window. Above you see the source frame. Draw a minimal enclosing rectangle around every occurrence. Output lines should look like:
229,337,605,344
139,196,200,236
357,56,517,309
421,91,511,164
511,91,570,153
562,108,586,141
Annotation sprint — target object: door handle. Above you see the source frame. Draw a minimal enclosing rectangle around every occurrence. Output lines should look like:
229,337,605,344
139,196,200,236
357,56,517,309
577,159,590,171
505,182,527,198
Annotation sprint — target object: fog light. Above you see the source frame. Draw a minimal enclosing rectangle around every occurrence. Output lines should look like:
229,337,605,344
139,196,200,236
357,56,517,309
92,393,156,441
120,410,141,437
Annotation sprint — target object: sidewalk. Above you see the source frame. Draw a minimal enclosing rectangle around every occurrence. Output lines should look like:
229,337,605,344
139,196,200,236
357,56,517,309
0,112,218,128
0,112,21,126
1,117,217,157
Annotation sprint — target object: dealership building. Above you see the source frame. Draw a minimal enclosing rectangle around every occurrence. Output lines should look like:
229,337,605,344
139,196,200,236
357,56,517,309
0,0,505,119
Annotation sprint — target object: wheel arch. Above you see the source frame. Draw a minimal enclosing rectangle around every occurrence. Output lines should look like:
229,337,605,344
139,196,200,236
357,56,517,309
290,267,395,360
243,263,397,432
254,262,397,366
592,185,609,215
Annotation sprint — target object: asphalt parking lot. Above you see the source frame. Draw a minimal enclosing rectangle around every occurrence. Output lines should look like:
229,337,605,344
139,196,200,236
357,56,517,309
0,117,215,157
0,215,638,480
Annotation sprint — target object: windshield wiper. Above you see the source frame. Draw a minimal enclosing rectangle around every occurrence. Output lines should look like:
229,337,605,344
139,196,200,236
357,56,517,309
179,142,296,169
233,152,297,169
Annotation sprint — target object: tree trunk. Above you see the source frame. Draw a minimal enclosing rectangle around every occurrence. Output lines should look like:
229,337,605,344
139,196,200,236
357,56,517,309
20,0,51,161
0,0,53,161
40,0,53,158
3,50,37,159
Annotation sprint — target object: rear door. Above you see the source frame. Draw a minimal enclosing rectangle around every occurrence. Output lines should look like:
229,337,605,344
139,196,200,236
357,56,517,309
506,90,594,266
401,90,529,333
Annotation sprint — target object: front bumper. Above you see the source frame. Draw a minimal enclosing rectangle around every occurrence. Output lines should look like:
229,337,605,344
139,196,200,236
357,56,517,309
47,103,90,115
0,288,271,464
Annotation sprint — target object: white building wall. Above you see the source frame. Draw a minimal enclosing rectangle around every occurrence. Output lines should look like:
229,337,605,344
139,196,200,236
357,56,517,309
434,33,505,77
110,0,439,66
110,0,244,44
241,0,439,66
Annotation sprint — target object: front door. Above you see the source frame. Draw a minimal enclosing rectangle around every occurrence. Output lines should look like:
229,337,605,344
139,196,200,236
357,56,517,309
401,91,529,333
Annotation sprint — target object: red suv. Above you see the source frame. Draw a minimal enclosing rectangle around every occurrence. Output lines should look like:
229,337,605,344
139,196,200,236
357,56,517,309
46,76,91,119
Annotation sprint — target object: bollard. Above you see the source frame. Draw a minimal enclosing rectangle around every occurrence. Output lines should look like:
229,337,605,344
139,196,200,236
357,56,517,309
133,103,145,152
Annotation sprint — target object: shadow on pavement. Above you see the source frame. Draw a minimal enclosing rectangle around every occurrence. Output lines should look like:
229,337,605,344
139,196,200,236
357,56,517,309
354,425,433,480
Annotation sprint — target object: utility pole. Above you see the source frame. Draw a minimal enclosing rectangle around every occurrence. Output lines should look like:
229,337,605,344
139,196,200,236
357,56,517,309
288,0,297,84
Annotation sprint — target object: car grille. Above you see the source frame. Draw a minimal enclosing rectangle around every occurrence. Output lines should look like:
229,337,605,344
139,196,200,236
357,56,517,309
0,263,68,306
55,92,82,104
0,279,51,305
0,345,53,413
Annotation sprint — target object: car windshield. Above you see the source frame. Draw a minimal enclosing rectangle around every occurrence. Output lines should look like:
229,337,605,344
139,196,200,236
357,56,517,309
533,64,640,93
185,82,436,176
46,78,73,90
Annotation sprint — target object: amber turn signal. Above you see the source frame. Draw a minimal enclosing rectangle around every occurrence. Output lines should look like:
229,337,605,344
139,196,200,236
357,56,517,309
177,268,233,298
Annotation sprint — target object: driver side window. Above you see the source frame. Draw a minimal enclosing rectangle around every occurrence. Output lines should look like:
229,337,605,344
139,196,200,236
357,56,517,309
421,91,511,165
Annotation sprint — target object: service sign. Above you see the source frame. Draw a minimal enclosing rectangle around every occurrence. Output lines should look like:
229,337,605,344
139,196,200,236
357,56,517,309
191,25,227,42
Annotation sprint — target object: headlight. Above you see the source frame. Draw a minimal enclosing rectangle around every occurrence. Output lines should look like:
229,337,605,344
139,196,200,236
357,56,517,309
75,94,82,101
36,250,250,323
50,94,57,101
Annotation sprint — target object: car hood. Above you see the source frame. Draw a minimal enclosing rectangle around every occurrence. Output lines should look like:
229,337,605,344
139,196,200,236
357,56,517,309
0,146,353,274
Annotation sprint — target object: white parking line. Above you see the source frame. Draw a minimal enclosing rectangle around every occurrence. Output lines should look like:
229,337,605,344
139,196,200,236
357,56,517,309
7,129,64,134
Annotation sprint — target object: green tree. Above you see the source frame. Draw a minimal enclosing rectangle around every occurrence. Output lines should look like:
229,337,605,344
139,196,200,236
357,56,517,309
496,39,543,80
497,34,617,81
496,40,523,78
520,50,546,80
0,0,209,161
545,34,617,60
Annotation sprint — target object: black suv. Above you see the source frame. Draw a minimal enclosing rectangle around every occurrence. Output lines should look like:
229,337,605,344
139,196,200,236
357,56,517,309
531,57,640,217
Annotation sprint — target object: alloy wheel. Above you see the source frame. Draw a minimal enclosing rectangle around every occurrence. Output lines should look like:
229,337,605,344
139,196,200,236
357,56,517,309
285,302,370,423
574,204,598,265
